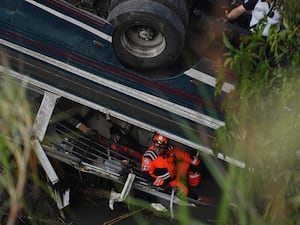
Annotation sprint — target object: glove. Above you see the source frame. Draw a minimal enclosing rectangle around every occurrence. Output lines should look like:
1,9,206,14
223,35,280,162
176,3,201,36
161,182,172,192
153,177,164,186
191,155,200,166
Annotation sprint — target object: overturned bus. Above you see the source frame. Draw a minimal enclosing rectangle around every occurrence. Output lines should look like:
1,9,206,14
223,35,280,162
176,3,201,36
0,0,246,222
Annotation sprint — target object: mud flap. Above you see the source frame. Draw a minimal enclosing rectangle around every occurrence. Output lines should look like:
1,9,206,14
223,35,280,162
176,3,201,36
109,173,136,210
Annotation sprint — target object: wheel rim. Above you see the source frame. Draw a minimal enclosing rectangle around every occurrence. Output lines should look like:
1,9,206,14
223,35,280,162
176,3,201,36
120,25,166,58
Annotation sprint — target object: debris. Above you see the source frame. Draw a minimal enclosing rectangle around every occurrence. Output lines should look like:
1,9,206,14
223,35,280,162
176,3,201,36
150,203,167,212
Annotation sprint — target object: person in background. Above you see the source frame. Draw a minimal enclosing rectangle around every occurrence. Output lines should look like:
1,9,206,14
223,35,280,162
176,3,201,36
220,0,282,37
75,122,142,159
54,107,143,161
109,125,143,160
141,134,201,198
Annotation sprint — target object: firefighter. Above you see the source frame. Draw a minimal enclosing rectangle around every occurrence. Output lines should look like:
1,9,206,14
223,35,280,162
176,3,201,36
141,134,201,197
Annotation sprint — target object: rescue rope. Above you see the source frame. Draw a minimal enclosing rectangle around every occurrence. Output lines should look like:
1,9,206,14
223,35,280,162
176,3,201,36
102,206,147,225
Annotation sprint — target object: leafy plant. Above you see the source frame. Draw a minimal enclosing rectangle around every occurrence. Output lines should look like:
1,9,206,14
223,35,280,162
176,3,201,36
0,64,60,225
0,66,34,225
214,0,300,224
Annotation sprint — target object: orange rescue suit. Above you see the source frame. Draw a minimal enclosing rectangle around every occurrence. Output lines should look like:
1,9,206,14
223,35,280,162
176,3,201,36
141,144,193,196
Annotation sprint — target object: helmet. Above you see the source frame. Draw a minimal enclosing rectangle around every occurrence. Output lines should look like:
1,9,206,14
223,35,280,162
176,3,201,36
188,172,201,187
153,134,168,147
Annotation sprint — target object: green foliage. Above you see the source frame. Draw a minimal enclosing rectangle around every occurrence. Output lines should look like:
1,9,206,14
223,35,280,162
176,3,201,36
0,70,34,225
214,1,300,224
0,69,61,225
